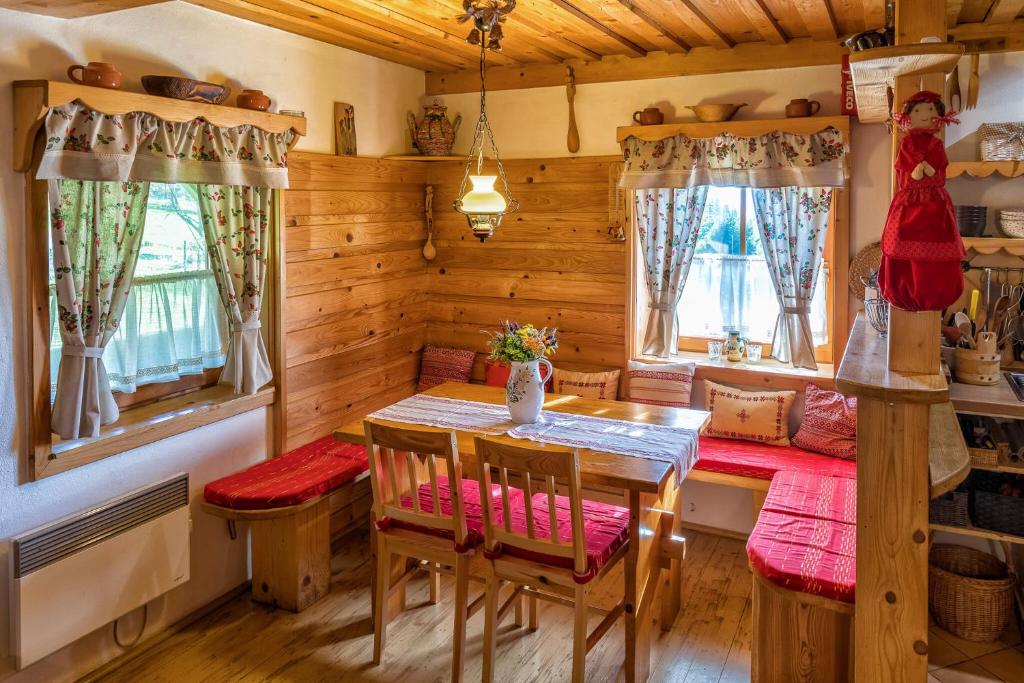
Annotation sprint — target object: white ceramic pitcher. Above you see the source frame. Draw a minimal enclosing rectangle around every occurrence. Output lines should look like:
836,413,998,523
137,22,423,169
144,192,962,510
506,359,552,424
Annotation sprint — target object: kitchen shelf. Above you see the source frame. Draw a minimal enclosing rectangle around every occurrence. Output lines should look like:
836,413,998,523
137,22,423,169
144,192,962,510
930,521,1024,545
948,160,1024,179
962,237,1024,256
383,155,464,161
848,43,965,124
950,376,1024,420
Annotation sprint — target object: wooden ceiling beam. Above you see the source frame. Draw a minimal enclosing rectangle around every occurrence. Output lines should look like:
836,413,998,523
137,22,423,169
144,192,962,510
547,0,648,55
618,0,692,51
947,0,964,27
795,0,840,39
427,36,846,93
573,0,688,52
733,0,789,44
861,0,886,28
672,0,735,48
986,0,1024,23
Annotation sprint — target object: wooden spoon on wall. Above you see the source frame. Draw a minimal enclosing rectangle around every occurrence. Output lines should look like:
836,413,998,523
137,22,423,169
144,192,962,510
566,65,579,153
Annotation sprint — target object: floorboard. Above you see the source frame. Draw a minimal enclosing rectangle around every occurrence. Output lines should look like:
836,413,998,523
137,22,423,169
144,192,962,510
94,529,1022,683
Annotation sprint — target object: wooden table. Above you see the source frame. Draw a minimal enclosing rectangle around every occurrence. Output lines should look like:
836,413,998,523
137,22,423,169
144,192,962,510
333,383,709,682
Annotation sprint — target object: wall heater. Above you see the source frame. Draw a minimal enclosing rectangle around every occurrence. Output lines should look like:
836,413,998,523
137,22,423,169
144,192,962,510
10,473,191,669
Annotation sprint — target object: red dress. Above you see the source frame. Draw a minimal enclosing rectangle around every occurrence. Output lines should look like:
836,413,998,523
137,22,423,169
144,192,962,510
878,128,965,312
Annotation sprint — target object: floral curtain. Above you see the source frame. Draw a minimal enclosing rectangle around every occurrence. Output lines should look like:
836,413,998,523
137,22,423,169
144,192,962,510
635,187,709,357
750,187,833,370
198,185,273,394
620,126,847,190
49,179,149,439
37,101,295,188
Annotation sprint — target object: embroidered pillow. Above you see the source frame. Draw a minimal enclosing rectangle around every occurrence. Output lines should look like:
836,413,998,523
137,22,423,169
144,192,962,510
702,380,796,447
417,346,476,392
792,384,858,460
484,360,550,388
552,368,621,400
623,360,696,408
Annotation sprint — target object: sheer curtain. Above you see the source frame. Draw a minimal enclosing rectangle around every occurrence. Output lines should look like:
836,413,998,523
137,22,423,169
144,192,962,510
750,187,833,370
634,187,709,357
50,271,228,396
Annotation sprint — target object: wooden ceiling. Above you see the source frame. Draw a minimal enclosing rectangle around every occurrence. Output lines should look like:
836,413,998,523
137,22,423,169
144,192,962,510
5,0,1024,93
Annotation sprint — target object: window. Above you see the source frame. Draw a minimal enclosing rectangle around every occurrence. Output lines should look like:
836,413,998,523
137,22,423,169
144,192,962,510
48,183,228,408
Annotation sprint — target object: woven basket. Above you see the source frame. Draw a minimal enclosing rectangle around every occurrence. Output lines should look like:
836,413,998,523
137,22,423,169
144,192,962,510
973,490,1024,536
929,491,970,527
929,544,1016,642
980,123,1024,161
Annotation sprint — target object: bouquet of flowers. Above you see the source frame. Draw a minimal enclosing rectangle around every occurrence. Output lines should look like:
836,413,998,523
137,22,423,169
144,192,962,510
485,321,558,363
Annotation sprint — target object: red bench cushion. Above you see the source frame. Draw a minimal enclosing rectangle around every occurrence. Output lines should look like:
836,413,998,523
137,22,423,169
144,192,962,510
746,471,857,603
695,436,857,481
499,494,630,584
390,477,523,550
204,436,368,510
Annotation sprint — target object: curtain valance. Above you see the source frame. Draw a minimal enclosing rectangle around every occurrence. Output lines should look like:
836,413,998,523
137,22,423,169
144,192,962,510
619,126,848,190
37,101,295,189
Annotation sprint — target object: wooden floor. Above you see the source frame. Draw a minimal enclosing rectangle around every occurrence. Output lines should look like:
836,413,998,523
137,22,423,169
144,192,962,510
95,529,1023,683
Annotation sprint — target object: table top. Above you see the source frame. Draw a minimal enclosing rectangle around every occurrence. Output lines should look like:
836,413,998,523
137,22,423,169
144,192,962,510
333,383,710,494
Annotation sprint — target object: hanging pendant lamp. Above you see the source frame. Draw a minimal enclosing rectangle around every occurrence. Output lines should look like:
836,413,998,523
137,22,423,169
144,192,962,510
453,1,519,242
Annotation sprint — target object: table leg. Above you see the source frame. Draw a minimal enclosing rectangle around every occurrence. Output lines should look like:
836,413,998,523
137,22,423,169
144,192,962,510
660,483,684,631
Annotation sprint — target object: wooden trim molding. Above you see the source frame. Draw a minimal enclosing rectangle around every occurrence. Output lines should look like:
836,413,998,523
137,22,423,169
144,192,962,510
616,115,851,143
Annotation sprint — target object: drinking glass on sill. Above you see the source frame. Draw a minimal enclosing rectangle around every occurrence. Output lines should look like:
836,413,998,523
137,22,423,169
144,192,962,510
746,344,763,363
707,340,723,361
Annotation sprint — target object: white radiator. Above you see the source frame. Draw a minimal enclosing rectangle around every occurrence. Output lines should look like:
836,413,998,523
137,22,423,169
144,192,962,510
10,474,191,669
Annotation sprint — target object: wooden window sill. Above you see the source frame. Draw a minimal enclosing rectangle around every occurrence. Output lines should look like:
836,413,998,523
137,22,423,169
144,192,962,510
36,385,275,480
635,352,836,391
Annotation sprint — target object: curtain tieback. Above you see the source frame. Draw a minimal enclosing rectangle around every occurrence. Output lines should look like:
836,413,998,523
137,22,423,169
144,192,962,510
63,345,104,359
652,302,675,312
782,306,809,315
232,319,262,332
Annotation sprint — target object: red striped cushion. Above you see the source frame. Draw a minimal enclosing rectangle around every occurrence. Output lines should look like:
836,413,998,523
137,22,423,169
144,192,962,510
695,436,857,481
203,436,368,510
391,477,523,549
624,360,695,407
792,384,858,460
417,346,476,391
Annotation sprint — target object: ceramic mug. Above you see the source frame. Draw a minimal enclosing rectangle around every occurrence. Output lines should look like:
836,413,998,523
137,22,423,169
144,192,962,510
633,107,664,126
67,62,122,90
785,98,821,118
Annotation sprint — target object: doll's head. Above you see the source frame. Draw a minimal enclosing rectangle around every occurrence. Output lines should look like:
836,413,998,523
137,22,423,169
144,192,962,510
894,91,956,130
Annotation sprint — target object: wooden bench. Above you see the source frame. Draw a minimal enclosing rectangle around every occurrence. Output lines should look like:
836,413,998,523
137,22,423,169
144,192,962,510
746,470,856,682
202,437,370,612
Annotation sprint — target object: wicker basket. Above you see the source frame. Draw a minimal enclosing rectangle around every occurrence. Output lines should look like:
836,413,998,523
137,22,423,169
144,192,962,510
929,491,970,527
980,123,1024,161
929,544,1016,642
971,471,1024,536
968,447,1001,468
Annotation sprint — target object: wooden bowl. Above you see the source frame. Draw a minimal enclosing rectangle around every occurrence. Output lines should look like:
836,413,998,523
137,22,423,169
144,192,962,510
687,103,747,122
141,75,230,104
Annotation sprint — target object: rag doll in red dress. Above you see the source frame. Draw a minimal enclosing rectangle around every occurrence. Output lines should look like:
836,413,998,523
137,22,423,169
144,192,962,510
878,90,965,312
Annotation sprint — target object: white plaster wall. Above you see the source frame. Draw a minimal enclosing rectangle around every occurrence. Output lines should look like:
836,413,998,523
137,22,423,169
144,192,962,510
0,3,424,680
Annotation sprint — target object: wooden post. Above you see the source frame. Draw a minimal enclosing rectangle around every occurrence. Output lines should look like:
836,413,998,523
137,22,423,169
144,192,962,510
857,2,948,681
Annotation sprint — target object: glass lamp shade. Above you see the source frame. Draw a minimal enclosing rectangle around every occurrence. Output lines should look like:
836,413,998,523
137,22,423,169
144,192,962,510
459,175,507,213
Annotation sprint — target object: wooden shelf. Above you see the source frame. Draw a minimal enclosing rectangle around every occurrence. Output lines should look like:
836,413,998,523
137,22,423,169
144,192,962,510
930,402,972,499
383,155,465,161
836,314,949,404
615,115,850,143
962,237,1024,256
13,79,307,172
950,376,1024,419
848,43,965,124
948,160,1024,179
930,522,1024,545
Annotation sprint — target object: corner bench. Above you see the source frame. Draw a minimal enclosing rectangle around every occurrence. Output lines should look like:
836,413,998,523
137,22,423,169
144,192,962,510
203,436,369,611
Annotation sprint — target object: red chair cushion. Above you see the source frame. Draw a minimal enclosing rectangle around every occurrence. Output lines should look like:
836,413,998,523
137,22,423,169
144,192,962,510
390,477,524,550
204,436,368,510
746,471,857,603
500,494,630,584
695,436,857,481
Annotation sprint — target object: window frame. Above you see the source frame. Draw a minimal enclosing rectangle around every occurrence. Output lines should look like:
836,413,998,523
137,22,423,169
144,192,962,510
626,185,849,374
22,152,284,483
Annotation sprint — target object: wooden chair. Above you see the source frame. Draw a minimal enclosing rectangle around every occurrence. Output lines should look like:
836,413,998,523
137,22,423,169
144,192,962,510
363,420,486,683
474,436,630,683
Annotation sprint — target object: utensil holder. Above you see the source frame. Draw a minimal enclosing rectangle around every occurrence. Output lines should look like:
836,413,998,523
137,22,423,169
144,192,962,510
954,347,1000,385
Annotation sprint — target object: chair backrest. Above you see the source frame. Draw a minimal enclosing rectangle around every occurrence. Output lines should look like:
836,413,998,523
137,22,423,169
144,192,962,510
363,420,469,547
473,436,587,576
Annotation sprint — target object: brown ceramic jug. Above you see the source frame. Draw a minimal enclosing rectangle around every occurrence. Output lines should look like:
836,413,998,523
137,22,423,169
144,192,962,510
785,98,821,118
632,107,664,125
67,62,122,90
237,89,271,111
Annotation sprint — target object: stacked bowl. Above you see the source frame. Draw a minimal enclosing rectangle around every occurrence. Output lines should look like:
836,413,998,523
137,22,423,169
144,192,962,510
999,209,1024,238
956,205,987,237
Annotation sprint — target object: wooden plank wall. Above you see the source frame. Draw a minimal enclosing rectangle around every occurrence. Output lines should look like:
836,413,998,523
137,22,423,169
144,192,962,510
424,156,627,379
284,152,429,451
